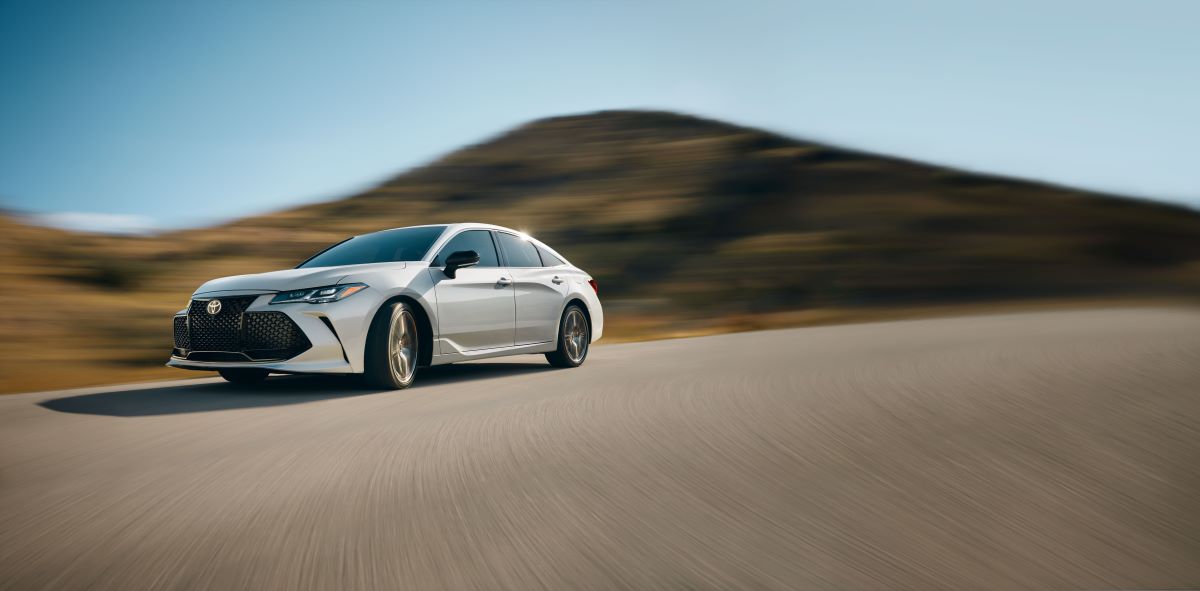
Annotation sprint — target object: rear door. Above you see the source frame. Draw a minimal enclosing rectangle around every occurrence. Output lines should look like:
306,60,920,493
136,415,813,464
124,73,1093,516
429,230,515,353
494,231,569,346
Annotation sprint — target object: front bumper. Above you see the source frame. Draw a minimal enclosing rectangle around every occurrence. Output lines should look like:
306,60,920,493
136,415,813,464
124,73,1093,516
166,356,355,374
168,292,371,374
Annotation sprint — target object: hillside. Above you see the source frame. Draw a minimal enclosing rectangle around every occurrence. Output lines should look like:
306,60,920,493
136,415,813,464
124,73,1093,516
3,110,1199,392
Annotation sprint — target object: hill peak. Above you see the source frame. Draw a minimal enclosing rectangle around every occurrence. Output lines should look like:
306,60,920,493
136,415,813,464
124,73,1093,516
499,109,781,145
3,110,1200,392
524,109,736,129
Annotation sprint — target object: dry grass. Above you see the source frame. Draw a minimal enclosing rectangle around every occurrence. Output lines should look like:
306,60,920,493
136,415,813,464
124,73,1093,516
3,110,1199,394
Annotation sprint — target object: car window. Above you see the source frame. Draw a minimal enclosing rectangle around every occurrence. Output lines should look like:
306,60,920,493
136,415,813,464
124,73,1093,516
298,226,446,268
432,230,500,267
536,244,566,266
496,232,542,267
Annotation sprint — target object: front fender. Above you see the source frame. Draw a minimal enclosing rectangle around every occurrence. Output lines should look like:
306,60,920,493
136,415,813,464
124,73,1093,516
322,265,438,373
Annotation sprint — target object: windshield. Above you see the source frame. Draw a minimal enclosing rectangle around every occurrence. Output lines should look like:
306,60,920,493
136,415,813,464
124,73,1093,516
297,226,447,268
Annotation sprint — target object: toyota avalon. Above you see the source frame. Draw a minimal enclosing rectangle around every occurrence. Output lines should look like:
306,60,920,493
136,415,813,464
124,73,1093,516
168,223,602,389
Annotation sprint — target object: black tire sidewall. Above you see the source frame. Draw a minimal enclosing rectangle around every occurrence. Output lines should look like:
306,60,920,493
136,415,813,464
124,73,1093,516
365,301,417,389
547,304,588,368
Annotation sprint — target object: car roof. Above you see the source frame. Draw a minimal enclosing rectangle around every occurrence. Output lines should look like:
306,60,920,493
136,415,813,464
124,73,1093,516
366,222,515,234
442,222,515,234
360,223,572,265
427,223,571,265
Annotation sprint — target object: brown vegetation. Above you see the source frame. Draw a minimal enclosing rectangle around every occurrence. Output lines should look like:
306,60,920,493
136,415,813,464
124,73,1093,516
2,110,1198,393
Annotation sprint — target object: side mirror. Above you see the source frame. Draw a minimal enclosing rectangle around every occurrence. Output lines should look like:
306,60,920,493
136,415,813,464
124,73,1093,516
443,250,480,279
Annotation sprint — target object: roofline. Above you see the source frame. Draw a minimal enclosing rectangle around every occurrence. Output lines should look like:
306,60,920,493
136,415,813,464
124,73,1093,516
405,223,574,266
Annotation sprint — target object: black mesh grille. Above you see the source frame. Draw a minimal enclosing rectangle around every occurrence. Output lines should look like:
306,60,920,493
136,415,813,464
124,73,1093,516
244,312,311,359
176,296,312,362
188,296,257,352
173,315,189,349
188,352,251,362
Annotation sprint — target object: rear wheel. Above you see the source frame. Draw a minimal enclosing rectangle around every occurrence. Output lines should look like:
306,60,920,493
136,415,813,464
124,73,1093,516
364,301,420,389
546,304,589,368
218,368,269,385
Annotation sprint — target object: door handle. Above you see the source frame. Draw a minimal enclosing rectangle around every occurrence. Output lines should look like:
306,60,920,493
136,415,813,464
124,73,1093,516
497,276,513,287
551,276,564,285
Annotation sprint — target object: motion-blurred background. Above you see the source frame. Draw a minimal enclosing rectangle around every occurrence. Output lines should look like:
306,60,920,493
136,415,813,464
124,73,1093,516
2,2,1198,392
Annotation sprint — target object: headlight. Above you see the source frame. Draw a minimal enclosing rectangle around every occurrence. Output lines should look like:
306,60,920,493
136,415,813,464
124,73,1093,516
270,283,368,305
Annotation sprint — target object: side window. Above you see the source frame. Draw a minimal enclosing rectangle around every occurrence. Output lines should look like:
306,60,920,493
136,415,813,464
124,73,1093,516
433,230,499,267
495,232,543,268
536,244,566,267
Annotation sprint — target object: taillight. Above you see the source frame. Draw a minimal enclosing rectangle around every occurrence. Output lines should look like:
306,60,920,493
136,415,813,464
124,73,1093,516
587,279,599,294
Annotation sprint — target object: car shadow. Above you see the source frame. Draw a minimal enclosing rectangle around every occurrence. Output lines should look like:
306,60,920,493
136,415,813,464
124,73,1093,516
38,362,557,417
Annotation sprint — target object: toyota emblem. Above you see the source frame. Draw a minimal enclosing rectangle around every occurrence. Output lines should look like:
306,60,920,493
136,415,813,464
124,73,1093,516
206,299,222,315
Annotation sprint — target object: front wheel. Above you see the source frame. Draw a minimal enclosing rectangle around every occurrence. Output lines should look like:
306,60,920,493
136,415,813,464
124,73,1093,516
218,368,269,385
364,301,420,389
545,304,590,368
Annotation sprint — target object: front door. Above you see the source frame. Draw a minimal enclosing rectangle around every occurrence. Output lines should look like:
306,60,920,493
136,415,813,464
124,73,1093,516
430,230,515,353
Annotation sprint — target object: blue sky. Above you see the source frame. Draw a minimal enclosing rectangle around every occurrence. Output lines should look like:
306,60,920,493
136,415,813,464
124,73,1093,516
2,1,1197,232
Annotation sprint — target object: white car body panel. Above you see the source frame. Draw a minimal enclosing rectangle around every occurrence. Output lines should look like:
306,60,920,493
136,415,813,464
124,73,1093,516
167,223,603,376
195,265,358,295
429,266,517,353
511,266,572,346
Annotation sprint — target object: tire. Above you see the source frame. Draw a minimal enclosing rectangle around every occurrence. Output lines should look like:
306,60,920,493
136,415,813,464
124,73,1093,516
545,304,590,368
218,368,269,385
363,301,420,389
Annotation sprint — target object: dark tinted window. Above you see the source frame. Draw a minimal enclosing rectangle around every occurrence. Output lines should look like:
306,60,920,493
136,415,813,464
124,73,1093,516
433,230,499,267
537,244,566,266
298,226,446,268
496,232,542,267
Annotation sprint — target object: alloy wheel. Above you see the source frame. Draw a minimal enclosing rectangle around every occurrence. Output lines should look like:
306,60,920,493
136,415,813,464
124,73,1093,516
564,308,588,363
388,307,418,384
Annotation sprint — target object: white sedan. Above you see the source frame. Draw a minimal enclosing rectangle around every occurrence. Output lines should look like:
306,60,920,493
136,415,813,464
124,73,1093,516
168,223,602,389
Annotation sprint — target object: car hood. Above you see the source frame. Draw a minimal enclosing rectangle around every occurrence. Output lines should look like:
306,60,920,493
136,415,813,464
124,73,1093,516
193,262,409,295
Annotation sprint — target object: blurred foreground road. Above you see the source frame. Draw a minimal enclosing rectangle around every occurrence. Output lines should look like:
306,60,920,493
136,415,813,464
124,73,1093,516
1,308,1199,590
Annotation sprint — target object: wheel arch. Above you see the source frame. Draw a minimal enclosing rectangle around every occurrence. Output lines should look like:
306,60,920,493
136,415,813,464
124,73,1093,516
371,294,435,367
562,297,593,336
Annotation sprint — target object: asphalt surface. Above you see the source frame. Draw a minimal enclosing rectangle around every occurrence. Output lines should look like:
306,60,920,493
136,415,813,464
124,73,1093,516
1,308,1198,590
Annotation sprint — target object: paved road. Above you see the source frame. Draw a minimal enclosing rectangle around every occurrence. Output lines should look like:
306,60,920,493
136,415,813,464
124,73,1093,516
1,308,1199,590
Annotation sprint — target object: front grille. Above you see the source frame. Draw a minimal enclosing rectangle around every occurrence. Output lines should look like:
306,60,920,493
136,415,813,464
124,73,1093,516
173,315,189,349
188,352,251,362
174,296,312,362
188,296,256,352
243,312,312,360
